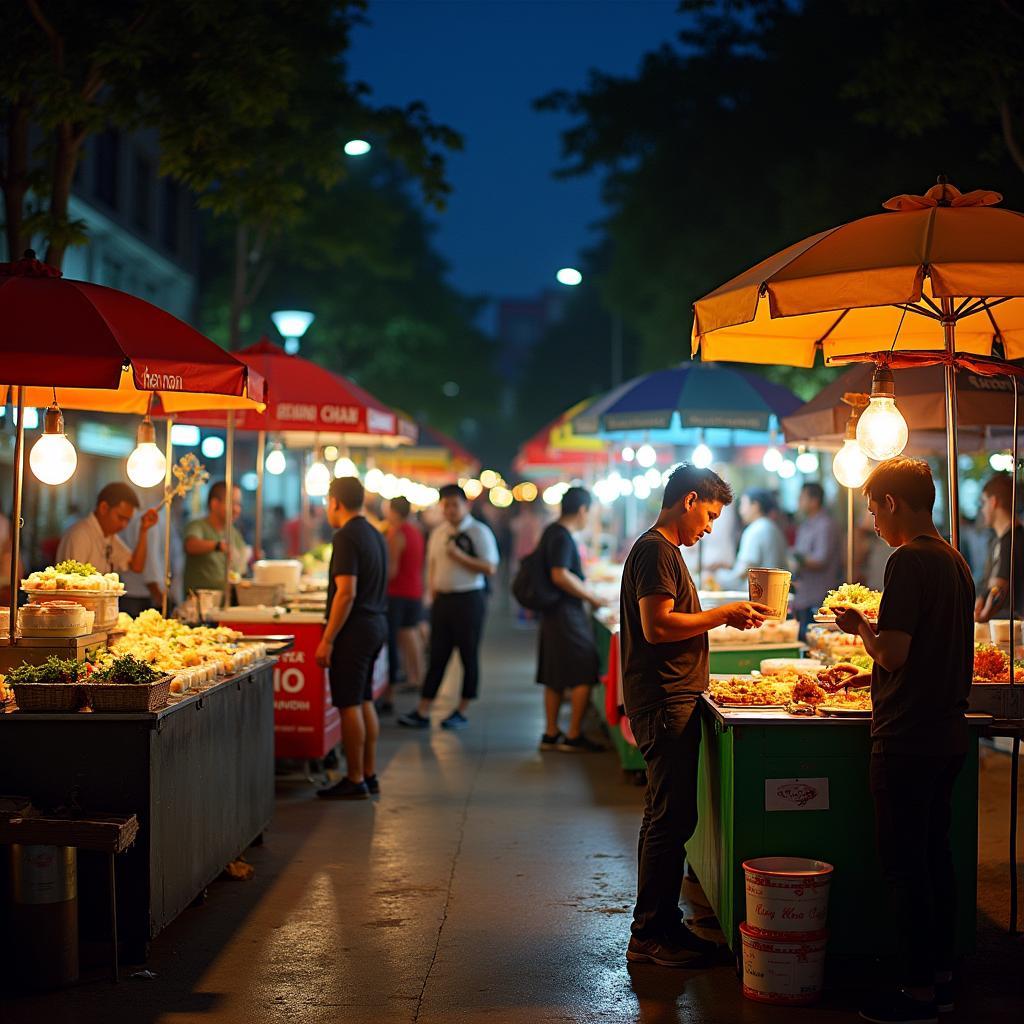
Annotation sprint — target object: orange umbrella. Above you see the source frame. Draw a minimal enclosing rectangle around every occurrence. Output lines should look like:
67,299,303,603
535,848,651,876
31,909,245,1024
692,179,1024,546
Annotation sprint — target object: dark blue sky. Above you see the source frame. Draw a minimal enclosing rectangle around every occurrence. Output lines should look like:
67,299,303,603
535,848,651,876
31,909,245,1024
348,0,683,305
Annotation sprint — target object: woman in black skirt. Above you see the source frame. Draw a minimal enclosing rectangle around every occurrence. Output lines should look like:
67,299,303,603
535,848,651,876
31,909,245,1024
537,486,607,752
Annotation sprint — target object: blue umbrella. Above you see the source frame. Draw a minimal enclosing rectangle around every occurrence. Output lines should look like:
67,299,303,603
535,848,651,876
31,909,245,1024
571,362,802,444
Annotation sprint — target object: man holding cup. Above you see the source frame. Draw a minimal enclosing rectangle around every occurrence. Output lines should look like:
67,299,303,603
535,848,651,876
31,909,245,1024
621,464,770,968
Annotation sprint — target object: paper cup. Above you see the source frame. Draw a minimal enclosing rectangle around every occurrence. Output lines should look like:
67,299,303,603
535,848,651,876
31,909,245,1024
748,568,792,620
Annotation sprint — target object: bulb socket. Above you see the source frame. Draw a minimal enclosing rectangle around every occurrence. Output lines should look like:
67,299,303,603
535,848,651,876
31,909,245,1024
43,402,65,436
137,416,157,446
869,365,896,400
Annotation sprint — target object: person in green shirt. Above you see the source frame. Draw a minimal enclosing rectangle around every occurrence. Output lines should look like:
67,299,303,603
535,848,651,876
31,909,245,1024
183,481,247,594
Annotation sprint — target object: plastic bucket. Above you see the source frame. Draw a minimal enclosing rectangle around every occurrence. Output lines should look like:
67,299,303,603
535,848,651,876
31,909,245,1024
740,923,828,1005
742,856,833,938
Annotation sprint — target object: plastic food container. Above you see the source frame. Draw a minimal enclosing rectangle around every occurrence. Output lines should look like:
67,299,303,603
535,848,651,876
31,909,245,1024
24,590,119,630
19,602,94,637
253,559,302,591
989,620,1022,645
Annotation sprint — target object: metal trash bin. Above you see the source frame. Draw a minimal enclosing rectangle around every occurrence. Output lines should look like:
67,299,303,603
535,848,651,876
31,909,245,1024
11,844,78,988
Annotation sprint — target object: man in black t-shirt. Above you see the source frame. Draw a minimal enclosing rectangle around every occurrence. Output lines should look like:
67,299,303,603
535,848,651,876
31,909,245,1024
620,465,769,968
834,458,974,1024
975,472,1024,623
315,476,388,801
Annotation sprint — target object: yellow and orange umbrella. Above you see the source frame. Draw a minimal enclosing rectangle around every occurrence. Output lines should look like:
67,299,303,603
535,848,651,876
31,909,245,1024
692,179,1024,545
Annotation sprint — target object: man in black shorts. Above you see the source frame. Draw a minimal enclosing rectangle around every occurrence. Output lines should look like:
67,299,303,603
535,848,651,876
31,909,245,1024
315,476,388,800
621,464,769,967
835,458,974,1024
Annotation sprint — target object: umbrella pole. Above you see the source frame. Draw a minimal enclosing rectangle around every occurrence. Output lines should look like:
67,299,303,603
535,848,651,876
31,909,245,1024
8,387,25,646
224,412,235,605
846,487,855,582
941,298,961,549
254,430,266,561
162,416,174,618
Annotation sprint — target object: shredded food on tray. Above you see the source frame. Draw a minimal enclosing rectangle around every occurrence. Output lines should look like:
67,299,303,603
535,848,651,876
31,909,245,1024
820,583,882,618
707,677,795,706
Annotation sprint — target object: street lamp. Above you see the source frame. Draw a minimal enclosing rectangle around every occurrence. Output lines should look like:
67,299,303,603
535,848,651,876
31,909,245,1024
556,267,582,286
271,309,315,355
344,139,372,156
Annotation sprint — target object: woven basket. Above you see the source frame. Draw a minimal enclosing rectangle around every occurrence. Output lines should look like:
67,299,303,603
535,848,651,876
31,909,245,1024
11,683,83,713
85,677,172,713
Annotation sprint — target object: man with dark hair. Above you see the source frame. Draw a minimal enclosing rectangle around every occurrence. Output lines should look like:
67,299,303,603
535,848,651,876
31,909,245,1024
183,481,247,595
792,481,841,639
57,482,158,593
834,457,973,1023
621,464,769,967
975,472,1024,622
536,486,606,752
714,486,789,590
315,476,388,800
398,483,499,730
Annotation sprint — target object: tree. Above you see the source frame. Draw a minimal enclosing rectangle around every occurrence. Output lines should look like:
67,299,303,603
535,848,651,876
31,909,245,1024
536,0,1021,398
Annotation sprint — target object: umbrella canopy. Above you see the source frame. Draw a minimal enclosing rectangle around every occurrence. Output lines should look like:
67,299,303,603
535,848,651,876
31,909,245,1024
783,363,1021,447
0,253,265,412
692,181,1024,369
513,401,610,475
570,363,801,439
370,422,480,483
184,338,415,446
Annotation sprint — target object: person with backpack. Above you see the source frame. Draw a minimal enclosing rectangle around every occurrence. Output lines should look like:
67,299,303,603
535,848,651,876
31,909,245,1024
534,486,607,752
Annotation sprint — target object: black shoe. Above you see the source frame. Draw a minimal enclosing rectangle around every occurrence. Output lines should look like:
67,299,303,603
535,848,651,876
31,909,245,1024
540,731,565,751
364,774,380,795
397,710,430,729
934,975,954,1014
860,990,938,1024
625,935,706,968
440,710,468,730
557,734,607,753
376,699,394,714
666,922,718,956
316,777,370,800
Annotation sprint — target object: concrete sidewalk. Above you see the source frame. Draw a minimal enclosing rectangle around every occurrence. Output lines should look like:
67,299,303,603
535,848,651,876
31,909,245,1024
2,613,1021,1023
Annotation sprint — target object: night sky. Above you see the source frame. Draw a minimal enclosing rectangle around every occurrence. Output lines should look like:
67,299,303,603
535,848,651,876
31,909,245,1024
348,0,683,307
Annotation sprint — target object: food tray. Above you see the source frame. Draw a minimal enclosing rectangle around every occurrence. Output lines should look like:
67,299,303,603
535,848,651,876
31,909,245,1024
11,683,83,713
85,676,172,713
711,700,788,709
816,705,871,717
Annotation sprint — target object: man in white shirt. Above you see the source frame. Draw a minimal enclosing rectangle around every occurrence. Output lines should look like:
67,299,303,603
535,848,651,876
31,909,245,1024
56,483,158,597
120,505,169,617
398,484,499,730
715,488,789,591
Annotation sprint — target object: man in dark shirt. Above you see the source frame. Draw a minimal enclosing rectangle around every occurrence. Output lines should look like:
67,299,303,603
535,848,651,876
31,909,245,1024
835,457,974,1024
315,476,388,800
974,471,1024,623
621,464,769,968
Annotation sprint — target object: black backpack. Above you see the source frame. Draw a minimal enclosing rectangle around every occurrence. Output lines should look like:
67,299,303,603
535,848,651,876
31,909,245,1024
511,542,561,612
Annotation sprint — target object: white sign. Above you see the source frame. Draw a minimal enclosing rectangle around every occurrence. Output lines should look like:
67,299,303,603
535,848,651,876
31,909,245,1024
764,777,830,812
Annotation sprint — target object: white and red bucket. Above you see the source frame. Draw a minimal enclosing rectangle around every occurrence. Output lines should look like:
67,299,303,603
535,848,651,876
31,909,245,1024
739,857,833,1005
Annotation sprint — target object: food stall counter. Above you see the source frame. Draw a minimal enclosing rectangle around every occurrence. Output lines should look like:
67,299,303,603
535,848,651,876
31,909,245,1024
686,694,990,960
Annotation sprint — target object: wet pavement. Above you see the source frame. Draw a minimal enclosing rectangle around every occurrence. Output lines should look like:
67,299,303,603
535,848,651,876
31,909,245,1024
2,612,1022,1023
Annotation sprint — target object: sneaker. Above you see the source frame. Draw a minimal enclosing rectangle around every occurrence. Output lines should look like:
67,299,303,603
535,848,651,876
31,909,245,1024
934,974,954,1014
667,922,718,956
540,731,566,751
860,990,938,1024
625,935,707,968
316,777,370,800
557,734,607,753
364,774,380,795
397,710,430,729
440,710,469,730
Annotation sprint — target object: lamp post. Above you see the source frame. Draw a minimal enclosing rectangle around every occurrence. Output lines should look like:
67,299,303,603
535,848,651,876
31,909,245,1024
271,310,315,356
554,268,623,388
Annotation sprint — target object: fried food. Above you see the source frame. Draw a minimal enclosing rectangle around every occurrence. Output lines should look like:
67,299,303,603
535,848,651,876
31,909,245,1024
792,677,827,705
708,676,795,705
820,583,881,619
819,689,872,711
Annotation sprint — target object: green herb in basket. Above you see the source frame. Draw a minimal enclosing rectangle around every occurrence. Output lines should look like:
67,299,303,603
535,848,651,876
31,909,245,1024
7,657,82,685
54,560,99,577
91,654,159,685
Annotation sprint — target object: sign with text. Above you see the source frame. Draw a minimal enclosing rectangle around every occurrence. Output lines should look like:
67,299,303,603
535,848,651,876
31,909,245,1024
764,777,830,812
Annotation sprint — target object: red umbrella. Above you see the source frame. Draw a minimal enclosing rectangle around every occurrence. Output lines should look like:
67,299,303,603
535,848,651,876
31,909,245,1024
185,339,413,444
0,253,264,410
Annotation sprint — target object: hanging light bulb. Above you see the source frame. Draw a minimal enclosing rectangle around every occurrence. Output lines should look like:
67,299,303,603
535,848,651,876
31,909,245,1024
621,446,635,463
265,445,286,476
305,459,331,497
856,365,909,461
691,442,714,469
833,439,872,489
29,402,77,486
795,450,820,475
777,459,797,480
126,416,167,488
334,456,358,478
636,443,657,468
762,446,783,473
